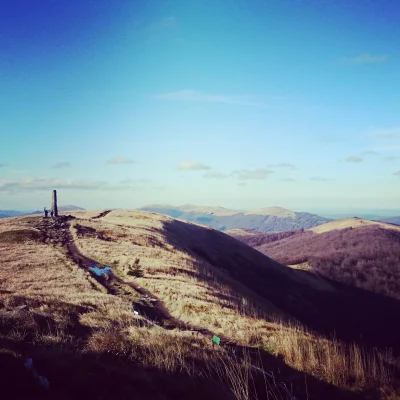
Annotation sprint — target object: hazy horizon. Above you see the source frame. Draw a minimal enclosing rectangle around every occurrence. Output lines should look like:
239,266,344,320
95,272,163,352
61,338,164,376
1,1,399,212
6,200,400,219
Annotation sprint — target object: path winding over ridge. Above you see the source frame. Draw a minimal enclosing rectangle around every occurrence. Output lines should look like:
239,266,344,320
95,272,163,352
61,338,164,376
31,213,363,400
92,210,113,219
33,214,209,331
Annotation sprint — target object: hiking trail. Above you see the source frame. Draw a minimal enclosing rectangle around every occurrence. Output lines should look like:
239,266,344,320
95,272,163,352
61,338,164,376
31,214,343,400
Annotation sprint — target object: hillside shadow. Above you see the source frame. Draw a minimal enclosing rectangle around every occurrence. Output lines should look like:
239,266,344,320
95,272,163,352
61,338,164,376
0,291,375,400
0,340,234,400
161,219,400,353
280,269,400,351
0,323,369,400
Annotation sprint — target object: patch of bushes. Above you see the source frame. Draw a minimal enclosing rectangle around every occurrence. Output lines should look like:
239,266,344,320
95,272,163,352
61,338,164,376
127,258,144,278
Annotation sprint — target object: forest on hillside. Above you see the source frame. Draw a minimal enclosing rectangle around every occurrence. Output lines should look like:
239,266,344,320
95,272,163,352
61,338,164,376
231,226,400,300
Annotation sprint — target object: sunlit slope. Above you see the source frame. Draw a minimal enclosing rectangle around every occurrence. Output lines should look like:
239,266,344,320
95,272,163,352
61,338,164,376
69,210,400,352
0,215,243,399
309,217,400,233
71,210,340,330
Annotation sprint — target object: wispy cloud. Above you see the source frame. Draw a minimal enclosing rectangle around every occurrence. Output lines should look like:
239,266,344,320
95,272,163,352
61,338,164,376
237,182,247,186
232,168,273,181
369,127,400,139
0,164,7,167
0,178,106,192
319,136,346,143
107,178,152,191
384,156,400,162
311,177,332,182
119,178,151,185
52,162,71,169
0,177,153,193
107,157,134,165
361,150,378,156
203,171,228,179
177,160,211,171
268,162,296,169
281,178,296,182
345,156,363,163
343,53,388,64
154,90,268,108
373,145,400,152
394,171,400,178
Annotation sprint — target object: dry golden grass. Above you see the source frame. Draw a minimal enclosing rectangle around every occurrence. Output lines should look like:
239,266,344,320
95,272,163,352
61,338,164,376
0,214,283,399
70,213,284,341
0,214,41,231
0,239,133,329
309,217,400,234
60,209,109,219
85,321,276,400
69,210,398,396
1,211,398,399
267,319,395,389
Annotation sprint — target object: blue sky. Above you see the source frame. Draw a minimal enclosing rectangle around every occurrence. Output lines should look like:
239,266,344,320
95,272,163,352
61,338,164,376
1,0,399,213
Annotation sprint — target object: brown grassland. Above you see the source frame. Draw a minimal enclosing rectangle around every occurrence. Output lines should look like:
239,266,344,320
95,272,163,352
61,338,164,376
0,210,399,399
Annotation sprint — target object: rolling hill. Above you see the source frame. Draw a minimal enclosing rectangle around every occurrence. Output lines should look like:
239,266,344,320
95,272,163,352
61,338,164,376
1,210,399,399
139,204,332,232
378,216,400,226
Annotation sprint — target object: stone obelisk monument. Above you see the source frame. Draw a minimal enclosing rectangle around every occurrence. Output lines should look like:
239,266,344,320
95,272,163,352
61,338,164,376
52,190,58,217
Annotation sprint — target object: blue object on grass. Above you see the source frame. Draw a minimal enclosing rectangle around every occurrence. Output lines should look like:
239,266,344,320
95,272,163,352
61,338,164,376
89,266,112,277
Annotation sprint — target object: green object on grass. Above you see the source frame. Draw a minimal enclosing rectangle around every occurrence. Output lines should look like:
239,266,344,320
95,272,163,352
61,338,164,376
212,335,221,345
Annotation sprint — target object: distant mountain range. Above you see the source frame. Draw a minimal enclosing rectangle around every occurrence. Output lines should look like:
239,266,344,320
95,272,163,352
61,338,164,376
0,210,25,218
139,204,332,232
377,216,400,226
0,205,85,218
323,212,400,221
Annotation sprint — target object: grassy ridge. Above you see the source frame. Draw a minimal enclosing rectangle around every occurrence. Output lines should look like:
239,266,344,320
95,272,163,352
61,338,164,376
1,213,399,399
